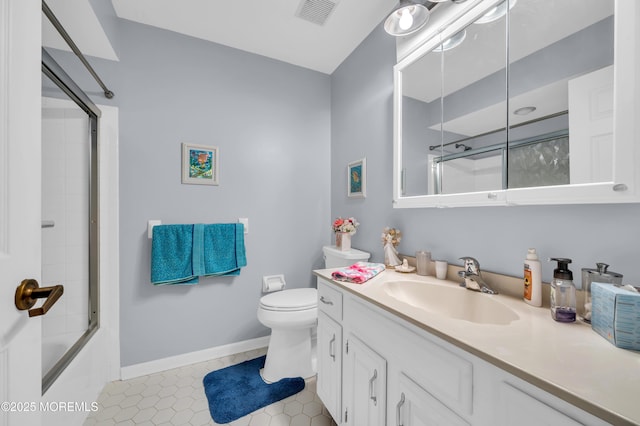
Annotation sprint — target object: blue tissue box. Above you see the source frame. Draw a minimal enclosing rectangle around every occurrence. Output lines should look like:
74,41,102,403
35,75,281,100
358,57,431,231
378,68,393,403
591,282,640,350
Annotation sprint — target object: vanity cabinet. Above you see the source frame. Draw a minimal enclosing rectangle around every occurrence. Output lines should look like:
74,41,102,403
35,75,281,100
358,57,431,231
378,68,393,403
318,280,388,426
316,277,611,426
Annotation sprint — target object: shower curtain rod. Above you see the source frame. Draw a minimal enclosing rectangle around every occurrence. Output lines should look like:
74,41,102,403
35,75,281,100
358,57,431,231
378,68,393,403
42,1,114,99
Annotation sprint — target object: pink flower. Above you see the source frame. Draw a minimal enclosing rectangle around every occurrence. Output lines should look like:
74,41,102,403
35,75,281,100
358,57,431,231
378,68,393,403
332,217,359,233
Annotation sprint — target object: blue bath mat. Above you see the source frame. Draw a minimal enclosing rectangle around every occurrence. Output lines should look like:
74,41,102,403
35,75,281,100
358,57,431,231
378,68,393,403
203,355,305,423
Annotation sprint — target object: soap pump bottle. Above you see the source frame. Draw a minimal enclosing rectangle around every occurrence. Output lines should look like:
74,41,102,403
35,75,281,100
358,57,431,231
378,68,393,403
523,248,542,307
549,258,576,322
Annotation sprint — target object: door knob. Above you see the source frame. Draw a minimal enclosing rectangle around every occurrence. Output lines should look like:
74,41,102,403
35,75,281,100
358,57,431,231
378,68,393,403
15,279,64,317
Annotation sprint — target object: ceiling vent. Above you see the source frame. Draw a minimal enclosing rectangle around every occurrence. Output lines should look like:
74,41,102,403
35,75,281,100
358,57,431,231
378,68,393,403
295,0,338,26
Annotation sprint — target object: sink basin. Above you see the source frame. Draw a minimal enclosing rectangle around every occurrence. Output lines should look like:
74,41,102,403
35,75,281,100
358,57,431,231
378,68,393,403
382,281,519,325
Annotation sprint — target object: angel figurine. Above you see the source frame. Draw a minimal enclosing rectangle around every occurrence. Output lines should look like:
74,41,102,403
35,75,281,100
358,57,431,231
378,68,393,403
381,227,402,267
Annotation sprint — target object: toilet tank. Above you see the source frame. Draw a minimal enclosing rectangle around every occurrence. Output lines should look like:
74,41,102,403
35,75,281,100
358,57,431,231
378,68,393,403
322,245,371,268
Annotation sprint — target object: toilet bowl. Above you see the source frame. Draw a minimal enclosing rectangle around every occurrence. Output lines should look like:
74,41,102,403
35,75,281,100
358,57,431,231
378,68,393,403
257,288,318,382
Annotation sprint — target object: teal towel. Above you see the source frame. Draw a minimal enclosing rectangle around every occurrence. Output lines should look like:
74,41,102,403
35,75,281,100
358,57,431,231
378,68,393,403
201,223,247,277
151,224,199,285
192,224,206,277
151,223,246,285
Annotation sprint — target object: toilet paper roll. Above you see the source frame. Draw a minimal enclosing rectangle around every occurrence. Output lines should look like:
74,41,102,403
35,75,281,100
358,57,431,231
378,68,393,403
263,275,286,292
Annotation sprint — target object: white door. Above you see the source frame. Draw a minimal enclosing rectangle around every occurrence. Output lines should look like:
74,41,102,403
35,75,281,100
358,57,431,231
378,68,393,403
0,1,43,425
568,65,614,184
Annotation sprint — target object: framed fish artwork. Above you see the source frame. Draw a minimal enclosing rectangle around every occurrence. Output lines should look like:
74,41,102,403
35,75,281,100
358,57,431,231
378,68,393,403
182,143,219,185
347,158,366,198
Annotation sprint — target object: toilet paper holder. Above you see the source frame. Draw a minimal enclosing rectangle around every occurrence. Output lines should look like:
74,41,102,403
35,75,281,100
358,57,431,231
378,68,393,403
263,275,286,292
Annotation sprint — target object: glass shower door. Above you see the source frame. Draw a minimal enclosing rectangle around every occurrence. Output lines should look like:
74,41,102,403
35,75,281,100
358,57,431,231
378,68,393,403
41,67,99,392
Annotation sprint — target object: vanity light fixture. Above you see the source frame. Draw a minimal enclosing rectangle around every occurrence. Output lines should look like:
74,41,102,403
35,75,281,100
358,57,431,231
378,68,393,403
514,106,536,116
384,0,468,37
384,0,431,36
474,0,517,24
433,29,467,51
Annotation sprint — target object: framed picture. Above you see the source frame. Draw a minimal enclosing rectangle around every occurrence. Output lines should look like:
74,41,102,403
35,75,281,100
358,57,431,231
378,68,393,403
182,143,219,185
347,158,366,198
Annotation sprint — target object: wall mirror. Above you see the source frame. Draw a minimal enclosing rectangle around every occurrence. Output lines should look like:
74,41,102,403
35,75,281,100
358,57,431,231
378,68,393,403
393,0,640,208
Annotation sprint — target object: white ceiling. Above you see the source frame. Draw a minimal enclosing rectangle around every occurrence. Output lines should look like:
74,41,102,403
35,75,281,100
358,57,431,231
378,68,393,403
42,0,119,61
43,0,401,74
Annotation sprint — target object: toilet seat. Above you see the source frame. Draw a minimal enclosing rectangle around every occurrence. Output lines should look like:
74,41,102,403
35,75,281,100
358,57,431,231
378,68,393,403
259,288,317,312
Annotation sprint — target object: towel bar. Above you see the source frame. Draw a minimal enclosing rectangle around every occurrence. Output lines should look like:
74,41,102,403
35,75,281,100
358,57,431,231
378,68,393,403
148,220,162,238
148,218,249,238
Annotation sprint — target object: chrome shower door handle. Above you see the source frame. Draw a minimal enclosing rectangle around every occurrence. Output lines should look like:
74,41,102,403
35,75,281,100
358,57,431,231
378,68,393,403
329,334,336,361
369,369,378,405
320,296,333,305
396,392,405,426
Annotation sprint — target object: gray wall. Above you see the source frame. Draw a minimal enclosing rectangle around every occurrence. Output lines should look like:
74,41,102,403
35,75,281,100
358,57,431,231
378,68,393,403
50,19,331,367
116,22,330,366
331,23,640,286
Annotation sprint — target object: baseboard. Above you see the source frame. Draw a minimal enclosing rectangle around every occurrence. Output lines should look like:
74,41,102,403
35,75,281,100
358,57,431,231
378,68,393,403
120,336,270,380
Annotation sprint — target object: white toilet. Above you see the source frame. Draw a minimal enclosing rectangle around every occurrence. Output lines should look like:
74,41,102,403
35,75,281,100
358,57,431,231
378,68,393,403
257,245,370,382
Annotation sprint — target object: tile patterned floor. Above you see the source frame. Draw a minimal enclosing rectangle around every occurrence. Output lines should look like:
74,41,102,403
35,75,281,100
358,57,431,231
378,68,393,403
84,348,337,426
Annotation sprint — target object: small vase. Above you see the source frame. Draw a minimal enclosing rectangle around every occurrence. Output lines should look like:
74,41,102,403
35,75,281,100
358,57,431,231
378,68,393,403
336,232,351,251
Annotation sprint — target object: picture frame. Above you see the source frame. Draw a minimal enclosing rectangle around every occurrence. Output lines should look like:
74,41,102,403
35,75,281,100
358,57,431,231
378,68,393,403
182,143,219,185
347,158,366,198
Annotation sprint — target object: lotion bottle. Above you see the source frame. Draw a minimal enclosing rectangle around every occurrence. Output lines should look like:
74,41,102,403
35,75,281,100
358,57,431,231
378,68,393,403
523,248,542,307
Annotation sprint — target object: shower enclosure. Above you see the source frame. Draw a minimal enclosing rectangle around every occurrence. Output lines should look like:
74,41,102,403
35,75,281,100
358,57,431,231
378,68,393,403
41,50,100,392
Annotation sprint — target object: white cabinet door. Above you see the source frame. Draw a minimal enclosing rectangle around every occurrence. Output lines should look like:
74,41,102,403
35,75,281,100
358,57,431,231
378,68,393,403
317,311,342,423
498,382,583,426
343,335,386,426
394,373,469,426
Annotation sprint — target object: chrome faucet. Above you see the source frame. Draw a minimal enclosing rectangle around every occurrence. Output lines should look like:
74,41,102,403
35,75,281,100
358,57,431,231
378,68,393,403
458,257,498,294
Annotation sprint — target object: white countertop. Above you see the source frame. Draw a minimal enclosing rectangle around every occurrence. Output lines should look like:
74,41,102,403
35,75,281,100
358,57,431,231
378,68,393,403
313,268,640,426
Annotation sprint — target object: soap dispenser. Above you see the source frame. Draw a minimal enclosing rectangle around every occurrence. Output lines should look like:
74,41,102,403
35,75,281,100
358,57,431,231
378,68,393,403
580,263,623,323
549,258,576,323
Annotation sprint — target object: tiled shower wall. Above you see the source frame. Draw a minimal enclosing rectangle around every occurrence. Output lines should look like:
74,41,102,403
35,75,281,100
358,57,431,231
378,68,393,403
41,97,90,375
508,137,570,189
440,137,570,194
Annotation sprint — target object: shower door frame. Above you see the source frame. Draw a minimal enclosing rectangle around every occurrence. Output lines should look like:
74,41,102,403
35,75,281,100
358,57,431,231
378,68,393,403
41,48,100,393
